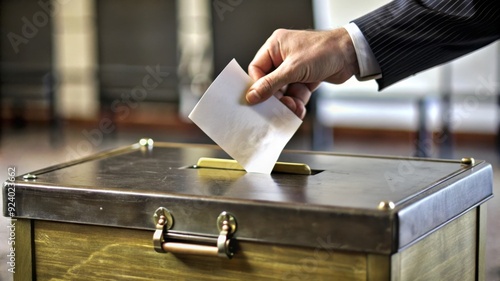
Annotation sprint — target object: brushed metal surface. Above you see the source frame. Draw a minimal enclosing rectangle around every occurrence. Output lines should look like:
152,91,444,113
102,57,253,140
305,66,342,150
3,142,493,254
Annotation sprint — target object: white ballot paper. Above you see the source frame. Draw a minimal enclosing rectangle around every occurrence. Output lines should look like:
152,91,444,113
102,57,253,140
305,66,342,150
188,59,302,174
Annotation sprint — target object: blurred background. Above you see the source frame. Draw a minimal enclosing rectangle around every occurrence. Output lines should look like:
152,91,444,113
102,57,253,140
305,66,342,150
0,0,498,280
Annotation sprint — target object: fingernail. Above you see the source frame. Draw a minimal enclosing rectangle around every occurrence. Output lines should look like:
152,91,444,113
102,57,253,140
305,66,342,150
246,90,261,104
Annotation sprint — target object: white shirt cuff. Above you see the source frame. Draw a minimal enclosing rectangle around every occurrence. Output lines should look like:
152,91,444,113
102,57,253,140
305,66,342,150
343,22,382,81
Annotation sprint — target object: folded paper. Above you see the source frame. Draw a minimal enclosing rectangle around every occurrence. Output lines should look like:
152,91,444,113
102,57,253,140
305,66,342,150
188,59,302,174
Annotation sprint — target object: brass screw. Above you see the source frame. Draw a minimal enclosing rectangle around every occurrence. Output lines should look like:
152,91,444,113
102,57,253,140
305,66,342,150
460,157,475,166
217,212,237,234
23,174,37,180
139,138,154,147
154,207,173,230
378,201,395,210
157,216,166,226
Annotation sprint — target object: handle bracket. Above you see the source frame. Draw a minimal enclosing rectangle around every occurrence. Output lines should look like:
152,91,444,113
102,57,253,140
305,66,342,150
152,207,237,259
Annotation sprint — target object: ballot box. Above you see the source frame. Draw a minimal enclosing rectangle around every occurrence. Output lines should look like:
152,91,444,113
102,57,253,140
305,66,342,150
4,141,492,280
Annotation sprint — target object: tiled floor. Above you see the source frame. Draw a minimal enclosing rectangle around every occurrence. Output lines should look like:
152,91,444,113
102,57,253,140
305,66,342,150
0,123,498,280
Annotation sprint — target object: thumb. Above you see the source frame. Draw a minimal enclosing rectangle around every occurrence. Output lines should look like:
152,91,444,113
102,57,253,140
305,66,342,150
246,65,295,104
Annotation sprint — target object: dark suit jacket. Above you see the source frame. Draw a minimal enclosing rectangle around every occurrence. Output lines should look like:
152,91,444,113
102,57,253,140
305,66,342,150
353,0,500,90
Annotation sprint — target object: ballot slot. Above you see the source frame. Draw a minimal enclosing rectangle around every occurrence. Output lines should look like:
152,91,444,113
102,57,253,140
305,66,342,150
181,157,323,175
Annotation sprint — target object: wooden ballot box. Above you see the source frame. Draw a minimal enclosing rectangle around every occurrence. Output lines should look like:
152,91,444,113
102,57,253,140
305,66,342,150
3,141,493,280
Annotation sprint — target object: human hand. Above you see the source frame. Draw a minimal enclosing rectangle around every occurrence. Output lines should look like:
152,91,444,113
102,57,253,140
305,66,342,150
246,28,359,119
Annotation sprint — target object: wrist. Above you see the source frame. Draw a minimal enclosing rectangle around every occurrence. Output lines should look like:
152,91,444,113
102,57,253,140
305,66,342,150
337,28,360,77
329,28,360,80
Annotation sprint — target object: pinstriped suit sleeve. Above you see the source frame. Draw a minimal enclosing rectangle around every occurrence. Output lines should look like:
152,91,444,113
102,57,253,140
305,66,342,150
352,0,500,90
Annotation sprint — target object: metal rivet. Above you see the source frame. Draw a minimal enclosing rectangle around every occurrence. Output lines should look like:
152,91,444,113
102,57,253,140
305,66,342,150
378,201,395,210
23,174,37,180
153,207,174,230
217,211,237,234
139,138,154,147
461,157,475,166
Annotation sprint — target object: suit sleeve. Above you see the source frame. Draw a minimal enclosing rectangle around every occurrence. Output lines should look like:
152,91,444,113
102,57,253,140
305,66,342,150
352,0,500,90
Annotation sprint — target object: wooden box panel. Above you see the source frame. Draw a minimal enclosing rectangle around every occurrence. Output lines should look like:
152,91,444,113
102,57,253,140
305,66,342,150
13,206,480,280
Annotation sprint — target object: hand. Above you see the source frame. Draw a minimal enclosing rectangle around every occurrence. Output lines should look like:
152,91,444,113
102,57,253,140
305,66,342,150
246,28,359,119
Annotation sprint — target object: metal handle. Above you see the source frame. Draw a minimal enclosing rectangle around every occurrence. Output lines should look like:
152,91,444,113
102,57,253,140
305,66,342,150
153,208,237,259
162,242,219,256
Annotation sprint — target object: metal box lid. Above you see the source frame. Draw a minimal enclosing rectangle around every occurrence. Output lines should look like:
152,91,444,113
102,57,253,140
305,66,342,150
4,141,493,254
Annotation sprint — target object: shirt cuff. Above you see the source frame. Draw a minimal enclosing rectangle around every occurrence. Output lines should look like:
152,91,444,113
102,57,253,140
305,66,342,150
343,22,382,81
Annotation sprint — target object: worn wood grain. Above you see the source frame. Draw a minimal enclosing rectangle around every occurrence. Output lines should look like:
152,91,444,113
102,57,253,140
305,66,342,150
477,204,487,281
367,254,390,281
29,207,482,280
13,219,33,281
33,220,367,281
398,208,477,281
